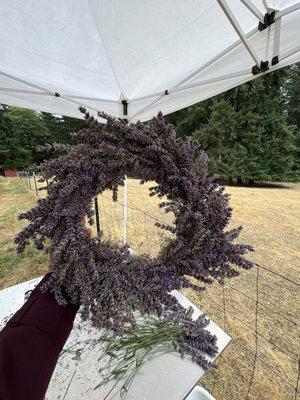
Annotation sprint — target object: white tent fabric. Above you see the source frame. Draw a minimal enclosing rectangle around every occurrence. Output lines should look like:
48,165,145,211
0,0,299,122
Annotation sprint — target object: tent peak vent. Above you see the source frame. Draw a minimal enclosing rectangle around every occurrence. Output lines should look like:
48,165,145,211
258,11,275,31
252,60,269,75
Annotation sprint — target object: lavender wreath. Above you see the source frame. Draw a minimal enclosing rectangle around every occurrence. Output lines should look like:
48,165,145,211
15,108,253,340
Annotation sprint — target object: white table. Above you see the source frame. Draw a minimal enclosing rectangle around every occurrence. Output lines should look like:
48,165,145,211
0,278,230,399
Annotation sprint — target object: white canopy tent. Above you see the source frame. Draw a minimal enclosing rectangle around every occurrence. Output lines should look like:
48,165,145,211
0,0,299,122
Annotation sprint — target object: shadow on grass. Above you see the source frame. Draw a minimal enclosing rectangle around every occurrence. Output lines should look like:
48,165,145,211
218,181,294,189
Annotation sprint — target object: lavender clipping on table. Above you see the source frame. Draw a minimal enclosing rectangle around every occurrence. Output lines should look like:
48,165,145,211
90,308,218,398
14,108,253,335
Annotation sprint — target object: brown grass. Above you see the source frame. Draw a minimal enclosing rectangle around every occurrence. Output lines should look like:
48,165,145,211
0,177,48,289
0,176,299,400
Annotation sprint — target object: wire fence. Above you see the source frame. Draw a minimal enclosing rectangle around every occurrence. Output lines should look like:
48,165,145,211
20,172,300,400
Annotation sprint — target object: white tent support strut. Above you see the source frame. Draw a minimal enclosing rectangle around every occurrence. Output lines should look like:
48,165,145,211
262,0,270,13
171,69,251,94
0,70,54,96
277,2,300,19
0,70,102,114
171,29,258,91
130,27,259,104
129,69,251,121
272,16,281,65
0,84,118,104
128,0,299,121
240,0,265,22
216,0,261,67
265,20,271,61
0,88,49,95
131,0,299,106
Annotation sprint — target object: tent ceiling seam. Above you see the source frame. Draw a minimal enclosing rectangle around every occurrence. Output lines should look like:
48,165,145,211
87,0,123,98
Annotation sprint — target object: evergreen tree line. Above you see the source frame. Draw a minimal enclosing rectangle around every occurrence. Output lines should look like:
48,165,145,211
0,106,85,170
0,64,299,182
167,64,299,183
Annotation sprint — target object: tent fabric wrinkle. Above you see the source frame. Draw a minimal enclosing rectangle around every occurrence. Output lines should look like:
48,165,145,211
0,0,299,122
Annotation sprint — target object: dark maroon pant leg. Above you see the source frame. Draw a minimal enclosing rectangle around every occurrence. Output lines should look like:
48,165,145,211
0,274,79,400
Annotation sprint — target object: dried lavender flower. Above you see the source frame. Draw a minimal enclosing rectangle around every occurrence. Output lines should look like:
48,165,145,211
14,108,253,333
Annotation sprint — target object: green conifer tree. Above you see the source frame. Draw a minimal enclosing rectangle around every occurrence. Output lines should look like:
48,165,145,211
168,67,297,183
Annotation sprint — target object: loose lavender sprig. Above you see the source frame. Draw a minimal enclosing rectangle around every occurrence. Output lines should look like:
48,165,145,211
93,309,218,398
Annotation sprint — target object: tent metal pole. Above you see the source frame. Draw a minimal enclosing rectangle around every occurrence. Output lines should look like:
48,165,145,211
129,94,164,121
171,28,258,90
0,70,101,114
272,16,281,64
0,70,53,95
216,0,261,67
277,3,300,18
131,1,291,107
130,27,258,104
129,69,250,120
0,86,117,104
262,0,270,12
94,197,101,239
129,18,298,121
240,0,265,21
0,87,117,104
171,69,250,93
0,88,48,95
130,51,297,123
33,171,39,198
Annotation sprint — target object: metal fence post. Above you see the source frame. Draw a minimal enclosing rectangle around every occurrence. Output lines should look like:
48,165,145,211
23,171,28,188
27,170,32,190
122,176,128,244
94,197,100,239
33,171,39,197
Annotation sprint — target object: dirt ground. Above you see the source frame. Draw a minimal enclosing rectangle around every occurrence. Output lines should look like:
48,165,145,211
0,176,299,400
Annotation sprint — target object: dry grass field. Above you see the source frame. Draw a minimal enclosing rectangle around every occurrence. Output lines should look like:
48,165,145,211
0,176,299,400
